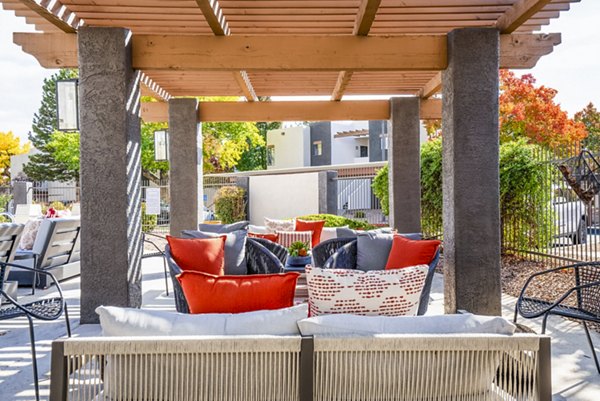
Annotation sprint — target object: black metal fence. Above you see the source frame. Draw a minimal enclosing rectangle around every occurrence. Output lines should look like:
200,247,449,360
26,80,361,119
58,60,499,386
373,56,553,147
141,177,170,234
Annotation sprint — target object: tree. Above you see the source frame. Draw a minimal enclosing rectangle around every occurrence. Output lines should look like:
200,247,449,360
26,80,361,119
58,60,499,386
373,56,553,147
575,102,600,149
236,121,282,171
0,131,30,184
23,69,79,182
203,121,263,173
499,70,587,148
424,70,588,148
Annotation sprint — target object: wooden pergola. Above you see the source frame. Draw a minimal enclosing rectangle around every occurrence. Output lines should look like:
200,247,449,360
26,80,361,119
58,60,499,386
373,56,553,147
1,0,578,323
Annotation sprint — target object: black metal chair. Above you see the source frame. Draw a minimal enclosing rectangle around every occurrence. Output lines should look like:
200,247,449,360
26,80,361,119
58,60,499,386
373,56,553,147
0,261,71,401
311,237,356,268
166,238,285,313
142,232,169,295
515,261,600,374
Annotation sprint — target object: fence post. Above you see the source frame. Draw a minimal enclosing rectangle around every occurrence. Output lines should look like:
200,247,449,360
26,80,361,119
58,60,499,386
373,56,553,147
236,176,250,222
318,171,337,215
13,181,32,206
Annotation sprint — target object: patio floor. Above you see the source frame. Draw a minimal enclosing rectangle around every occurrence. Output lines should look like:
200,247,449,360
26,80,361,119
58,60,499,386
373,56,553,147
1,257,599,401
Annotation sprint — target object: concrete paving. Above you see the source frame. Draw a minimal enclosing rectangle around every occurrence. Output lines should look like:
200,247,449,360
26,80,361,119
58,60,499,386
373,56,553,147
1,258,599,400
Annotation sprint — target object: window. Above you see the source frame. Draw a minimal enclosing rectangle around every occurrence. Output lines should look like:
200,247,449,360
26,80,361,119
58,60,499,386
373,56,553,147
267,145,275,166
356,145,368,158
312,141,323,156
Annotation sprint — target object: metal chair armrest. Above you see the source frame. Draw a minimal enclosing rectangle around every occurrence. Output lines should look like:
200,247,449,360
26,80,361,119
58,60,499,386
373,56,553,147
1,261,64,299
516,263,588,303
518,279,600,317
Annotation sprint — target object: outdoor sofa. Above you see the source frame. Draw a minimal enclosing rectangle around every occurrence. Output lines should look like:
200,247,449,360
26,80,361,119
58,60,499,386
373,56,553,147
49,333,551,401
8,217,81,289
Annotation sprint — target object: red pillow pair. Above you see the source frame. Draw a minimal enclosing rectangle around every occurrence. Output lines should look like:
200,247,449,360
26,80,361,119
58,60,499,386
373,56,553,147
385,235,441,270
167,235,227,275
177,271,300,314
295,219,326,248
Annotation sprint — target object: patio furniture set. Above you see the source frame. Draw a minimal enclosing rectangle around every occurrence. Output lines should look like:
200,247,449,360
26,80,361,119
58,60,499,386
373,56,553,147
1,218,599,401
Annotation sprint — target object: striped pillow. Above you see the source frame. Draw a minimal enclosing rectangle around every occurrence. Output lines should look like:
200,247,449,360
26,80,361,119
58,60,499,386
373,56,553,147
277,230,313,249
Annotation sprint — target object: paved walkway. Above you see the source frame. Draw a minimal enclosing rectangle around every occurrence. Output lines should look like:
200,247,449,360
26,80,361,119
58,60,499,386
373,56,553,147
1,258,599,400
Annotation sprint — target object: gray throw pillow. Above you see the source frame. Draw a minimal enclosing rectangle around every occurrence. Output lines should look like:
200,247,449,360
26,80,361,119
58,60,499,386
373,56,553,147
182,229,247,275
198,221,249,233
356,232,422,271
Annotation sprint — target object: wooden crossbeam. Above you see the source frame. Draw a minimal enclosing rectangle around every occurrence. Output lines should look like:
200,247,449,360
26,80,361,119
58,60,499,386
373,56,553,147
496,0,553,33
140,73,171,101
14,32,561,71
332,0,382,101
195,0,257,102
140,99,442,123
18,0,77,33
420,72,442,99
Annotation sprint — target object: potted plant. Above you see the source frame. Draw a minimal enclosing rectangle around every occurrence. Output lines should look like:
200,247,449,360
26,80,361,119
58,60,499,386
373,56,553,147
287,241,311,267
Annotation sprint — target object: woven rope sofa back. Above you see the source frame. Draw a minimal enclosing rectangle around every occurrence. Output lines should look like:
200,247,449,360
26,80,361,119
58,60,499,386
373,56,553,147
50,334,550,401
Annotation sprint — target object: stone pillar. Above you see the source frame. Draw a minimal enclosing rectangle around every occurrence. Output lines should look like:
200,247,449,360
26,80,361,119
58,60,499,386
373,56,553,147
78,27,142,324
13,181,32,205
388,97,421,233
169,98,201,236
442,28,501,316
368,121,386,162
318,171,337,215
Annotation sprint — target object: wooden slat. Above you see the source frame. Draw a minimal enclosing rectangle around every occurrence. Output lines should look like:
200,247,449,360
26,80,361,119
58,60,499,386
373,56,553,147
18,0,77,33
140,99,442,122
232,71,258,101
195,0,229,35
496,0,554,33
421,72,442,98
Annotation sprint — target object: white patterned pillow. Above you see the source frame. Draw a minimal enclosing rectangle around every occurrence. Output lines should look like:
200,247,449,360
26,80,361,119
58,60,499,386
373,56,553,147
306,265,428,316
264,217,295,233
277,230,312,249
19,219,43,250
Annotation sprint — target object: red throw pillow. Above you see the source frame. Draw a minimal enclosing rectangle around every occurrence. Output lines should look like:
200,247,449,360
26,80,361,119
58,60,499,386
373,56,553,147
248,232,279,242
385,235,441,270
167,235,226,275
295,219,326,247
177,271,300,314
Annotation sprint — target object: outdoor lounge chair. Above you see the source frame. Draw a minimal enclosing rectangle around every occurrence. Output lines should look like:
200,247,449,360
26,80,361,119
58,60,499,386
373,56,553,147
166,237,285,313
1,261,71,401
322,237,441,316
515,261,600,374
8,217,81,289
0,223,24,302
49,334,551,401
311,237,356,268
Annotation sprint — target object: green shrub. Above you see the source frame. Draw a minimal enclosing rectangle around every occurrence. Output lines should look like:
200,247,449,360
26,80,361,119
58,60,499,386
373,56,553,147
141,202,157,233
49,201,67,211
297,214,376,230
214,186,246,224
371,138,553,250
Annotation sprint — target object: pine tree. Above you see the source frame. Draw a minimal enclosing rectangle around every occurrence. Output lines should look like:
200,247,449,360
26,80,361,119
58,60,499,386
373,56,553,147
23,69,79,182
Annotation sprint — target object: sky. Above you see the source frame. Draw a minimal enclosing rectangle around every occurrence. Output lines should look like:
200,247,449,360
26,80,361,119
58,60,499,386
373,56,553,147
0,1,599,143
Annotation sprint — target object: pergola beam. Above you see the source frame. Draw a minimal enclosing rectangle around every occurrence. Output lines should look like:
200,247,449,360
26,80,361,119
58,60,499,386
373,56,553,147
14,32,561,71
332,0,381,101
141,99,442,123
496,0,553,33
195,0,257,102
420,72,442,99
18,0,78,33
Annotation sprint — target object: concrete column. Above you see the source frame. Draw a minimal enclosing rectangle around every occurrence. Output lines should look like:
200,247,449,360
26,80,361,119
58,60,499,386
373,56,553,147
318,171,337,215
442,28,501,316
169,98,201,236
13,181,32,205
78,27,142,323
368,121,386,162
388,97,421,233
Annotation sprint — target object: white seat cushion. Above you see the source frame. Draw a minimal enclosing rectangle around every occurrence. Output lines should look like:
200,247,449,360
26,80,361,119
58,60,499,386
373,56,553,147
96,303,308,336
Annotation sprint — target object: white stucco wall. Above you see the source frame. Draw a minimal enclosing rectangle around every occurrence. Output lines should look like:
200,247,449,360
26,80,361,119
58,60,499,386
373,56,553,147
249,172,320,225
266,126,310,170
331,121,369,165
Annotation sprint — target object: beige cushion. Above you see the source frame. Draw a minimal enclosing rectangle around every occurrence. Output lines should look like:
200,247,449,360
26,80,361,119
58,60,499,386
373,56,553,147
18,219,42,250
264,217,295,233
276,230,312,249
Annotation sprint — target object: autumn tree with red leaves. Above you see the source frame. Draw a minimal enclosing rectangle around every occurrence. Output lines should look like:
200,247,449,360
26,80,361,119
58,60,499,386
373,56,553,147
425,70,588,148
